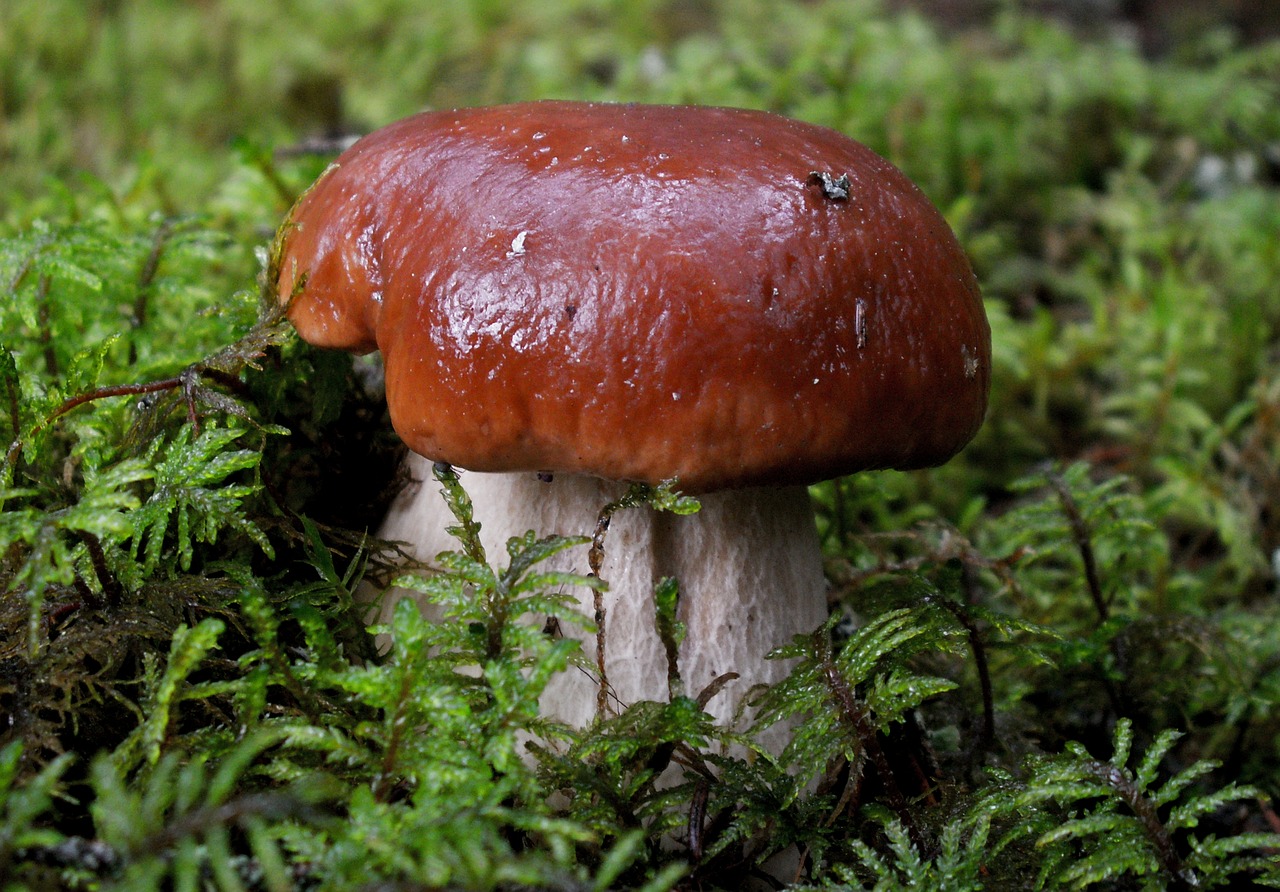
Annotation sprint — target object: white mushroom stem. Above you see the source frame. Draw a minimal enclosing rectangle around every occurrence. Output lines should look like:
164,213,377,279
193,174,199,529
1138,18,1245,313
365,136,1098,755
367,454,830,753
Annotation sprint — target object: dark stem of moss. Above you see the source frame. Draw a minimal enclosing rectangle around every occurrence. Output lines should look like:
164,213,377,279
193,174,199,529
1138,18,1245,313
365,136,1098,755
35,277,58,379
372,665,416,802
815,628,927,854
1049,469,1108,624
3,367,20,450
1086,760,1193,891
75,531,120,607
938,598,995,755
127,218,177,366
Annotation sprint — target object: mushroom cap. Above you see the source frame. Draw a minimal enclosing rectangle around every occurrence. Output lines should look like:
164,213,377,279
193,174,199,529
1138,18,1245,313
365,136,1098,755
276,101,990,492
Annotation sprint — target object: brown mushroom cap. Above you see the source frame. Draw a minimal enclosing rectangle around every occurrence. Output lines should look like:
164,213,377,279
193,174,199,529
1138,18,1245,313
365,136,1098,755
276,101,990,492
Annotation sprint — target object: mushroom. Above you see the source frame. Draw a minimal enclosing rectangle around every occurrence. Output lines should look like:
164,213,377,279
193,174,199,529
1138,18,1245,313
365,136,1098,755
274,101,990,749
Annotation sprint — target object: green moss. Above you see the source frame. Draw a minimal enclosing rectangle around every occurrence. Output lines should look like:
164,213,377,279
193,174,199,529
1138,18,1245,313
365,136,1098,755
1,0,1279,888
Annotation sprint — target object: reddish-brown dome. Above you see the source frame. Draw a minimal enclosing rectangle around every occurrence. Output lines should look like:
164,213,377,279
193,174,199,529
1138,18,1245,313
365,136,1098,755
276,101,990,492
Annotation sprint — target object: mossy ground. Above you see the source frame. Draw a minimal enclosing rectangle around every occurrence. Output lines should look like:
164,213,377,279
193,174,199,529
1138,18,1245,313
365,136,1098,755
2,1,1279,888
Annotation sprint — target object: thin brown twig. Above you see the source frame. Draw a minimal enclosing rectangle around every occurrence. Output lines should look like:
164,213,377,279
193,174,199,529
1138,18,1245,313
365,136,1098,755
4,377,184,470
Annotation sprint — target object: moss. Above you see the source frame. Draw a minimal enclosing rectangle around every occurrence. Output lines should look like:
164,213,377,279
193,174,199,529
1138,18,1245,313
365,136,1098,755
1,1,1279,888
